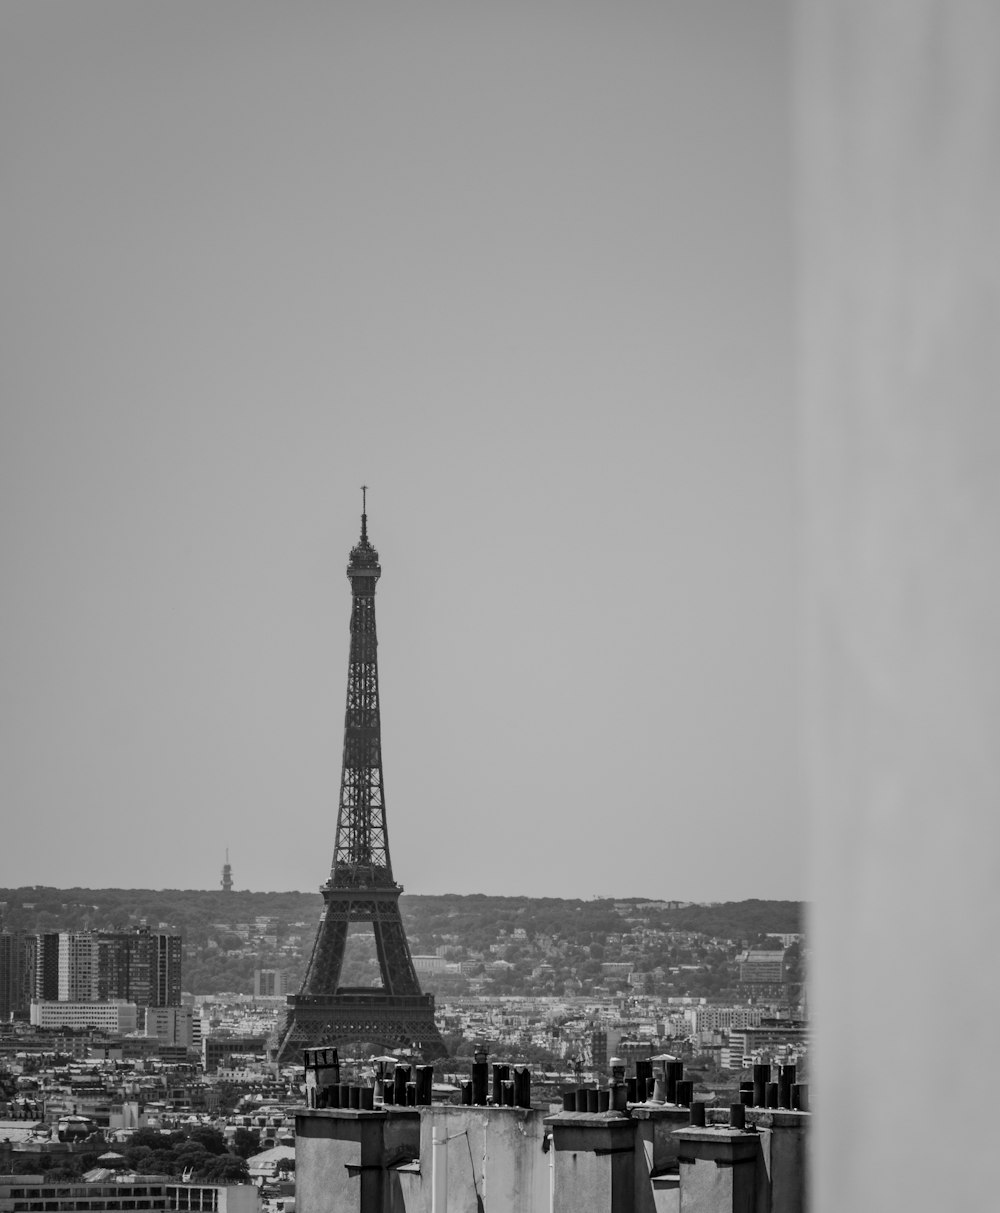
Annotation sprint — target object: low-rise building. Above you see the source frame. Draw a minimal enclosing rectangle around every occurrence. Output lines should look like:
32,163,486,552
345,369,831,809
0,1177,258,1213
724,1019,809,1069
203,1036,268,1074
253,972,286,998
688,1005,765,1037
146,1007,199,1050
411,956,447,974
737,951,786,984
29,1002,138,1034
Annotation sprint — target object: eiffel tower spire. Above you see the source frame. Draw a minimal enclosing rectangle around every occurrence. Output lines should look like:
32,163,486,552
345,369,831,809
332,490,392,886
276,497,446,1062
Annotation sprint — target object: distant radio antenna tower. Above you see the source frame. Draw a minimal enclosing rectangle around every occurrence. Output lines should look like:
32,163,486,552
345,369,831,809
221,849,233,894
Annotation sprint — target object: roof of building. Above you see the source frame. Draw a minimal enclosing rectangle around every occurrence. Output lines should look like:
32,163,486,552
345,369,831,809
248,1145,296,1176
0,1123,47,1145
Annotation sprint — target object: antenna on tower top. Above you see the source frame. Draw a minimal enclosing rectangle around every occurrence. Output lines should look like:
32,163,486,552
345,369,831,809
361,485,369,542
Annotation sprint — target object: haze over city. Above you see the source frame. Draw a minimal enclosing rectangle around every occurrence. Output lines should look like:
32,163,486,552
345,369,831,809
1,1,801,900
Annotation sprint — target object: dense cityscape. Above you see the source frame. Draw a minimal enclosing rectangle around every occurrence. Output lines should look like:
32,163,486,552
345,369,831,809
0,885,806,1054
1,881,807,1209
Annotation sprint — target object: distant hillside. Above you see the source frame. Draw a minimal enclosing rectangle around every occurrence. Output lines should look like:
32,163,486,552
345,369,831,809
0,887,324,936
0,888,804,942
0,888,806,999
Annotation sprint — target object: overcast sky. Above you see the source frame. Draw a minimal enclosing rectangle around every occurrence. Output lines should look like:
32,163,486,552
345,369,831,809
0,0,800,901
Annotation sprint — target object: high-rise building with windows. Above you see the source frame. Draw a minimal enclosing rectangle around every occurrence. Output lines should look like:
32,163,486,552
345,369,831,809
35,933,60,1001
58,933,100,1001
99,928,182,1007
29,927,182,1008
151,932,182,1006
98,930,152,1003
0,931,31,1020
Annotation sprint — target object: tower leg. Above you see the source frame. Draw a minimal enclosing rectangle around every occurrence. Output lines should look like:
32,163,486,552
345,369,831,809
301,916,349,995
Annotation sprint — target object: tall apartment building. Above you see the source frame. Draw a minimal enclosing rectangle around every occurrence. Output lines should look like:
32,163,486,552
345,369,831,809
100,929,181,1006
98,931,151,1003
33,928,182,1008
0,931,32,1020
58,933,100,1001
151,932,182,1006
35,933,60,1000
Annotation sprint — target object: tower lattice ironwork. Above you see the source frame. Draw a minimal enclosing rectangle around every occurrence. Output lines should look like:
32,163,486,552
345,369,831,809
276,495,446,1063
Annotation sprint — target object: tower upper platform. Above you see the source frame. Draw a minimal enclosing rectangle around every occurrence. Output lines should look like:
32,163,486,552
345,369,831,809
347,494,381,587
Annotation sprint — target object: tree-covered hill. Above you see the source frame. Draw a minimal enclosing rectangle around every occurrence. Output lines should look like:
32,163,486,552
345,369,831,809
0,887,323,938
0,888,806,999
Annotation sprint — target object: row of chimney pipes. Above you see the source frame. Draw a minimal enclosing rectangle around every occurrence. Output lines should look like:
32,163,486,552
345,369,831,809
559,1057,809,1127
311,1058,533,1110
310,1050,808,1123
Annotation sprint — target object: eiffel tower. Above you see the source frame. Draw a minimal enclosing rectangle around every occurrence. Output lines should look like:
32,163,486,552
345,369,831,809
276,493,446,1063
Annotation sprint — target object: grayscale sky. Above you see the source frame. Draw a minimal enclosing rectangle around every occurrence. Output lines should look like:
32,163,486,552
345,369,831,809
0,0,800,900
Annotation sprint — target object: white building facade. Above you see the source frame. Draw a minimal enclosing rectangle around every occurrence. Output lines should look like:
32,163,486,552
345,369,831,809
30,1000,138,1033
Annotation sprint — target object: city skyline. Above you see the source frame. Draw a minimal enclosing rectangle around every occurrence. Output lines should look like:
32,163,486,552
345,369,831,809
1,2,801,900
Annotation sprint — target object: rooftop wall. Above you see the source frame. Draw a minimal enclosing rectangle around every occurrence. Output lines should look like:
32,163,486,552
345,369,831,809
295,1091,809,1213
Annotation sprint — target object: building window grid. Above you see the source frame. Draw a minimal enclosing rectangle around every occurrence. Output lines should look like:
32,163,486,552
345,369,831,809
3,1185,224,1213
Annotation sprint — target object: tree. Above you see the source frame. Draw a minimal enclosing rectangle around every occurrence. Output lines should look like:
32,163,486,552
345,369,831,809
231,1128,260,1159
187,1126,227,1156
123,1145,154,1170
11,1157,44,1175
173,1142,212,1173
146,1149,181,1176
128,1127,168,1152
197,1155,249,1184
